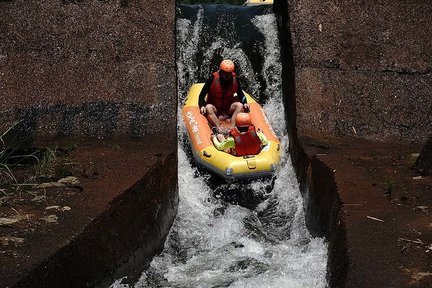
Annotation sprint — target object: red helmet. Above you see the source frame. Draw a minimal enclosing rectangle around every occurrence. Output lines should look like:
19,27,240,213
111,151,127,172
235,113,252,127
219,59,235,73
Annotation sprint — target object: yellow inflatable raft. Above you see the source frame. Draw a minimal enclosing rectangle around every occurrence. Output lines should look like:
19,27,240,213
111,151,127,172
182,83,281,180
244,0,273,6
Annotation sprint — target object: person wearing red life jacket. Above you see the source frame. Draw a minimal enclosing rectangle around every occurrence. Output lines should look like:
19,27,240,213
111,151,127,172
211,112,268,156
199,59,250,133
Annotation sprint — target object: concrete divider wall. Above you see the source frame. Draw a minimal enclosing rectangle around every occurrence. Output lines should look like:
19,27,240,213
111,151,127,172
305,156,348,288
277,0,432,145
1,0,179,286
274,2,348,286
275,0,432,287
0,0,177,140
13,153,178,288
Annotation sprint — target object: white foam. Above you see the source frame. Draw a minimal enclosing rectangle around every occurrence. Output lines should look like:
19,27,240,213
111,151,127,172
111,7,327,288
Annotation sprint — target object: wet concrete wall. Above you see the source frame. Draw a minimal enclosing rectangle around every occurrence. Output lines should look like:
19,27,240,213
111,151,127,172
0,0,176,139
275,3,347,286
305,157,348,288
277,0,432,145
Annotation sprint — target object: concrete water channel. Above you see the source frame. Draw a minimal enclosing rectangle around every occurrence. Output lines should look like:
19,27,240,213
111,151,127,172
110,4,328,287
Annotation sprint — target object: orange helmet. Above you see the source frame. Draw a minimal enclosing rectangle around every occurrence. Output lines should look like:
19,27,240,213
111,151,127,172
219,59,235,73
235,113,252,127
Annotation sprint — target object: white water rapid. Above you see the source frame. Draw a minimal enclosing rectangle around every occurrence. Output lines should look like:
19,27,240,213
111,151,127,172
111,5,327,288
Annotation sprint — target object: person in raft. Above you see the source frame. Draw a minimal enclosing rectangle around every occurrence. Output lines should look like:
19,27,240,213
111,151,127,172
199,59,250,133
211,112,268,156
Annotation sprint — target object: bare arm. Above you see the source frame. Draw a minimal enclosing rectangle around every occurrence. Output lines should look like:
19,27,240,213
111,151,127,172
198,76,214,108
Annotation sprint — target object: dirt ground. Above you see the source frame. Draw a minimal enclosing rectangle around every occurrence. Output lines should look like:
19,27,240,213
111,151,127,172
302,134,432,287
0,137,170,288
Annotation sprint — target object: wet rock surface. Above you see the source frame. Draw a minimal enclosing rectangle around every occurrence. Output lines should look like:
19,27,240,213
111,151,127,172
0,138,177,288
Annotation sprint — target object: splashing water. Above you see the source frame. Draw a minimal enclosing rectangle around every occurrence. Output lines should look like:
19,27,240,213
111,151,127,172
111,5,327,288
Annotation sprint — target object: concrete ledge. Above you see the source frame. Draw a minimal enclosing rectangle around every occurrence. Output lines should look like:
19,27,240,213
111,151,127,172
299,136,432,287
416,136,432,176
1,139,178,288
304,155,348,287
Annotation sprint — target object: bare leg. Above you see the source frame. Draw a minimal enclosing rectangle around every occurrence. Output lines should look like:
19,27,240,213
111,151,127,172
205,104,222,130
228,102,244,128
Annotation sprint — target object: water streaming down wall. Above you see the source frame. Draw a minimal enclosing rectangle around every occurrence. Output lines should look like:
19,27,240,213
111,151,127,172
112,4,327,287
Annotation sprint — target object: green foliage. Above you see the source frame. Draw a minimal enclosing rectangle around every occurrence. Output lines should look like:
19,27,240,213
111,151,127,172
34,147,73,181
0,122,39,186
383,178,396,195
35,147,58,180
66,143,78,152
109,143,121,151
0,123,75,196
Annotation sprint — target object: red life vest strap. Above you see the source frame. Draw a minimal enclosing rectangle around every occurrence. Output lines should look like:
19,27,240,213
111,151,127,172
207,71,239,112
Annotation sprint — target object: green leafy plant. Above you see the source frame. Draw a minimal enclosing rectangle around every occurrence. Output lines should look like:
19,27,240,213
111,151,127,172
34,147,73,181
1,123,18,183
0,122,77,196
0,122,39,187
35,147,58,180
